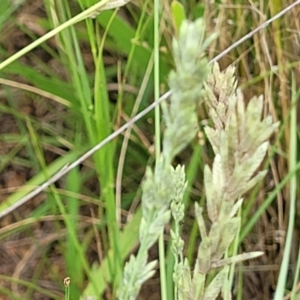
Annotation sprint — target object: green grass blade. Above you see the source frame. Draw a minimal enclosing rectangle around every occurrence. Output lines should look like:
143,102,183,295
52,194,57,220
274,73,298,300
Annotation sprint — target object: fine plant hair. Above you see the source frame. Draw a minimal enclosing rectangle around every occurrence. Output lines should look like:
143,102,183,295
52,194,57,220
119,18,279,299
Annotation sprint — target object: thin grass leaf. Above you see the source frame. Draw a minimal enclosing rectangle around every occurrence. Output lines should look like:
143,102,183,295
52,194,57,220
202,267,228,300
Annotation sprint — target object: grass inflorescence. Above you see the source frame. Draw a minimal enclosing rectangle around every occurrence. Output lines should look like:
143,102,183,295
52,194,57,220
0,1,299,300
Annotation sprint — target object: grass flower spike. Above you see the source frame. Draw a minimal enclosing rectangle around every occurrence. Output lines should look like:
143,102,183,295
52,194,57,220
175,63,280,299
119,18,216,299
163,19,217,163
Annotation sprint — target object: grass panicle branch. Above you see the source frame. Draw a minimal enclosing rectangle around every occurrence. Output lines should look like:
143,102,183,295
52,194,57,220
118,18,216,300
173,63,279,300
163,19,217,163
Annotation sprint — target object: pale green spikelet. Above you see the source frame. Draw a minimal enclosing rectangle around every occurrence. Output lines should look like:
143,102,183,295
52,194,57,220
119,17,216,300
184,62,279,299
164,19,217,162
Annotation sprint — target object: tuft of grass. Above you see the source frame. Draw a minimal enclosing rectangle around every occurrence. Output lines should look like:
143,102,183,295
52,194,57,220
0,1,300,299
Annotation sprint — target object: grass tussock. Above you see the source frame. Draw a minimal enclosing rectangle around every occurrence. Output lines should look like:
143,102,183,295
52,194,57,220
0,1,299,300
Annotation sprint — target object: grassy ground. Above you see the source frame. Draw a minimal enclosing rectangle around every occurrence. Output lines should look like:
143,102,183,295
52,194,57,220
0,0,299,299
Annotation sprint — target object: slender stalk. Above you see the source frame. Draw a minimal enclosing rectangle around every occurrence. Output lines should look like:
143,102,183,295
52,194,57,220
153,0,167,298
64,277,70,300
274,74,297,300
